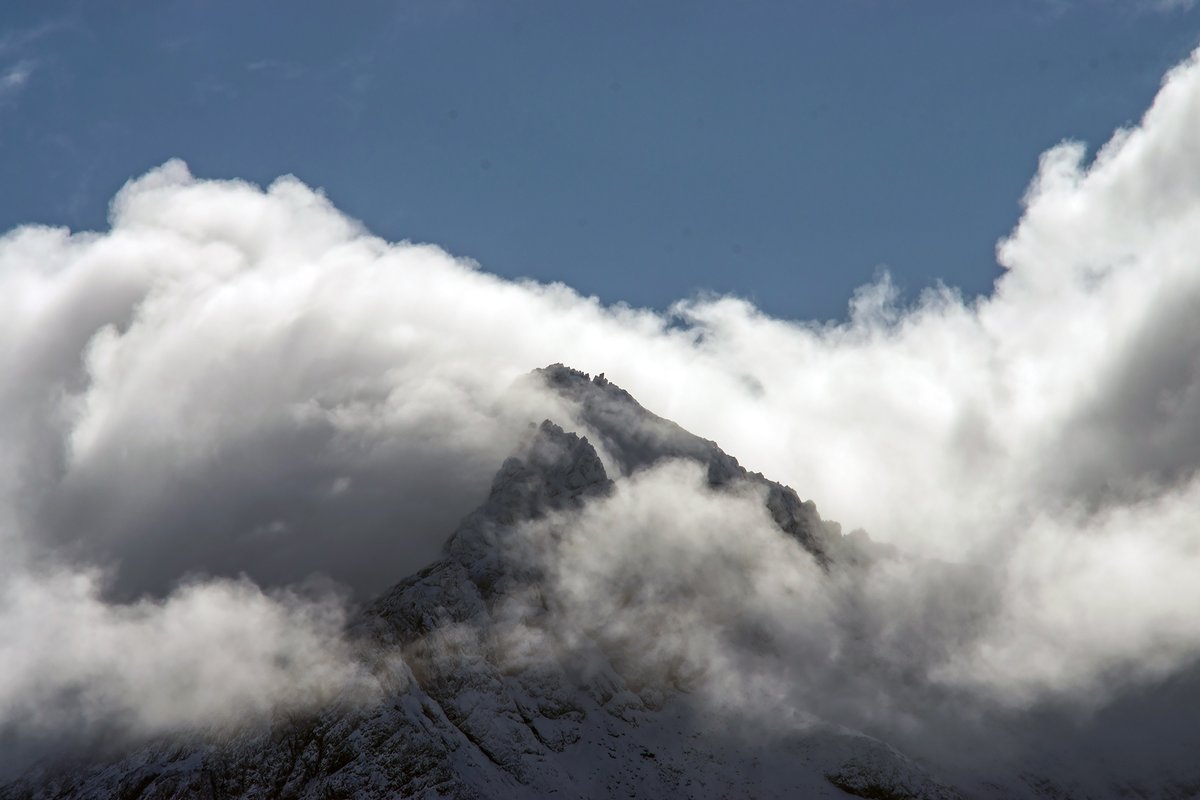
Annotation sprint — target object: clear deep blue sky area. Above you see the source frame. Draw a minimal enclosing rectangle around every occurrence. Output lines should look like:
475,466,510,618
2,2,1199,320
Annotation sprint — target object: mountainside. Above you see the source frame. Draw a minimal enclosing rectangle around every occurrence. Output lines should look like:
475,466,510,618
3,366,1190,800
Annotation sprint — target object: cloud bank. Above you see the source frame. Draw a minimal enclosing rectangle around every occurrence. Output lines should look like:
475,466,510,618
4,44,1200,779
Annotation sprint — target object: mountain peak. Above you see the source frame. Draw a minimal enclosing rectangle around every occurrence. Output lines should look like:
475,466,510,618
4,365,917,800
532,364,847,563
483,419,613,524
531,364,743,485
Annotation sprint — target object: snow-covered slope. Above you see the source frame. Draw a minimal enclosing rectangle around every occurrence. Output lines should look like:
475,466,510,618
6,366,1172,800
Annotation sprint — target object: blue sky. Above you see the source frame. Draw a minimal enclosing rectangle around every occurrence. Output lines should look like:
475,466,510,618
2,1,1199,320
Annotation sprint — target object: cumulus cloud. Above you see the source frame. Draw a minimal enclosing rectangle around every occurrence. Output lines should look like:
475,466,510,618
488,462,990,767
0,570,369,781
481,435,1200,779
4,41,1200,783
0,570,355,735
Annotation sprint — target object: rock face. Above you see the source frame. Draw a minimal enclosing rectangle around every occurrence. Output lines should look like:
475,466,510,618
0,366,965,799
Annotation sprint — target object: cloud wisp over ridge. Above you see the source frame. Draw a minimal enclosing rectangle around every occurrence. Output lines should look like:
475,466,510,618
4,44,1200,781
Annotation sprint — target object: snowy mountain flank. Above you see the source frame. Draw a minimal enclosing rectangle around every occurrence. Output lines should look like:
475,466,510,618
3,366,1195,799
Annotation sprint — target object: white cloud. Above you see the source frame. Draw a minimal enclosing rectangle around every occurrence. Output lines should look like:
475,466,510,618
0,569,357,737
4,42,1200,779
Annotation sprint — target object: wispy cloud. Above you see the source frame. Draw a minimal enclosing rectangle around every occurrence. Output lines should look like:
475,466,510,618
0,60,34,102
0,18,68,58
245,58,305,80
1038,0,1198,15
